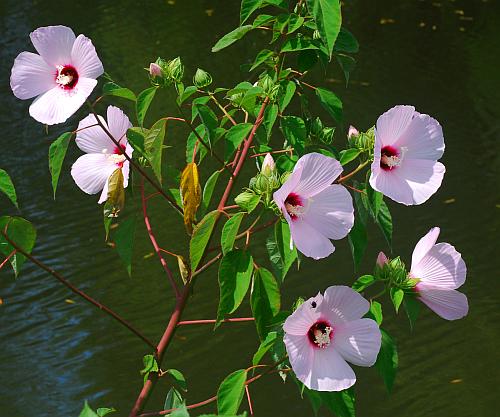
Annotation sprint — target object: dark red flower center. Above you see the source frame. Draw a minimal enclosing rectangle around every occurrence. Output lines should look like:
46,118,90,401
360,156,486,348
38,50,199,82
112,144,127,168
380,145,401,171
55,65,79,90
307,320,333,348
284,192,304,220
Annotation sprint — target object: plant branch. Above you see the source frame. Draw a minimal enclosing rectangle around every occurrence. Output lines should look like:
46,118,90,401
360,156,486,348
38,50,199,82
177,317,254,326
337,160,370,183
0,250,16,270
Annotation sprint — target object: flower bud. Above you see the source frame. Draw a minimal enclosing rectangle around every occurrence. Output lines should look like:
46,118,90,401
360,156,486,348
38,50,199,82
261,153,275,176
260,74,275,94
167,57,184,82
149,62,162,78
348,125,359,139
193,68,213,88
253,174,271,194
376,251,388,267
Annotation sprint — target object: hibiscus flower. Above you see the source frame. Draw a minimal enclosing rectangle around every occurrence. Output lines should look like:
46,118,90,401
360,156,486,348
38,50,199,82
284,286,381,391
273,153,354,260
10,25,103,125
71,106,132,203
369,105,445,205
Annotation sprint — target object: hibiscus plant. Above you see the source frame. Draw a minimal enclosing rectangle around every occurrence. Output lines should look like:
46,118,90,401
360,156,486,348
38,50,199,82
1,1,468,417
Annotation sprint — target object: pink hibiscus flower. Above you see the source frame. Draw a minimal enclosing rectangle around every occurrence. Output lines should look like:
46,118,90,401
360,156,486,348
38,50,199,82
71,106,132,203
10,25,103,125
284,286,381,391
369,105,445,205
273,153,354,260
410,227,468,320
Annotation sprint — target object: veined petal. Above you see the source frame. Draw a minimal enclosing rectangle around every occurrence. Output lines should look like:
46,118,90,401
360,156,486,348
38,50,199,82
10,52,55,99
375,105,415,146
411,227,440,268
333,318,381,367
397,159,445,205
30,25,75,66
396,112,445,161
284,333,314,387
71,34,103,79
75,113,112,153
122,160,131,189
98,177,110,204
303,185,354,240
29,77,97,125
369,166,414,206
273,168,302,213
293,153,343,198
283,294,324,336
107,106,132,145
416,284,469,320
321,286,370,323
308,347,356,391
289,218,335,260
71,153,116,195
412,242,466,289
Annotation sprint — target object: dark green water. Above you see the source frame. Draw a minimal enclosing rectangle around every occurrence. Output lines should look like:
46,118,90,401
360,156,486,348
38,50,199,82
1,1,499,416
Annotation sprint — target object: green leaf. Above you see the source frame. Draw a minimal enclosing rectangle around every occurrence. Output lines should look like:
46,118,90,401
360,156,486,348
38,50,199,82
196,105,218,145
266,220,297,282
320,388,355,417
306,0,342,58
281,36,319,52
225,123,253,161
297,49,318,72
334,27,359,53
0,169,18,208
316,87,343,123
253,14,275,28
366,181,383,218
0,216,36,277
367,300,383,325
144,119,166,183
403,294,421,330
216,249,254,324
186,125,206,163
221,213,245,255
376,200,393,248
339,148,361,166
136,87,157,126
252,331,278,366
335,53,356,85
140,354,159,384
78,401,99,417
177,85,198,105
281,116,306,154
169,404,190,417
278,80,296,112
287,13,305,34
48,132,72,199
352,274,375,292
217,369,248,415
103,82,136,101
201,170,220,215
234,191,260,213
113,216,135,276
212,25,254,52
250,49,274,71
166,369,188,392
376,328,398,392
96,408,116,417
190,210,219,271
263,104,279,141
251,267,281,339
390,287,404,313
126,128,146,156
241,0,265,24
348,216,367,270
164,387,184,411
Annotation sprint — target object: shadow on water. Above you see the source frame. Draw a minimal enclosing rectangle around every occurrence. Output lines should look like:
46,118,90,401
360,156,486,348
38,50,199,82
0,0,499,416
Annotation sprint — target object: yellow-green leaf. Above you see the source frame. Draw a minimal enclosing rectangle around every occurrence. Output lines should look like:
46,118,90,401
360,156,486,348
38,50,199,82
180,162,202,234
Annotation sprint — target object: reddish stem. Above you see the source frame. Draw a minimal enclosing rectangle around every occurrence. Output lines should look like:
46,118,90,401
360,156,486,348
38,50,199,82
246,385,254,415
0,250,16,270
250,148,293,158
140,180,180,299
177,317,254,326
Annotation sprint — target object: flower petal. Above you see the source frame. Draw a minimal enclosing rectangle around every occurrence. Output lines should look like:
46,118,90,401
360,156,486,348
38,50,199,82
289,218,335,260
30,25,75,66
29,77,97,125
303,185,354,240
412,242,466,289
375,105,415,146
396,112,445,161
411,227,440,269
308,347,356,391
376,251,388,267
292,153,343,198
71,153,116,195
396,159,445,205
75,113,112,153
71,34,104,79
333,318,381,367
284,333,314,386
416,285,469,320
10,52,54,99
283,294,323,336
321,286,370,323
107,106,132,145
273,168,302,214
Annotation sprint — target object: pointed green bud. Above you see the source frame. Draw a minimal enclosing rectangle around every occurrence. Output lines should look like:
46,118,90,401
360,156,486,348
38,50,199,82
193,68,213,88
